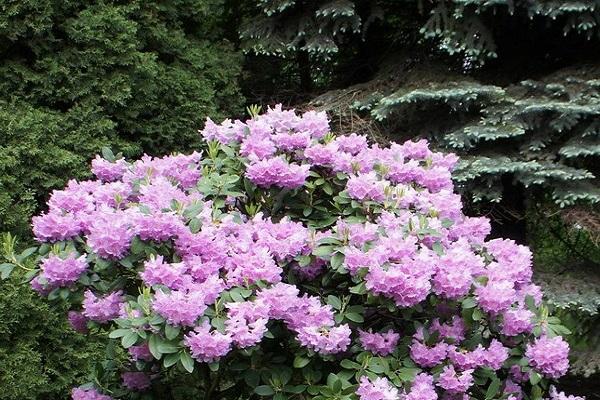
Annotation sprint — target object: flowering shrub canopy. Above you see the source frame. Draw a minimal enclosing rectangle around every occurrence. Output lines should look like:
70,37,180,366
24,106,583,399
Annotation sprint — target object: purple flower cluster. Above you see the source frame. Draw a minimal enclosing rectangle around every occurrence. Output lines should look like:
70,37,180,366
358,374,440,400
404,373,437,400
245,157,310,189
184,321,233,363
358,329,400,356
30,106,578,399
41,253,87,286
128,343,153,362
82,290,124,323
152,288,208,326
526,336,570,378
357,376,399,400
502,307,534,336
91,156,129,182
71,387,112,400
437,365,474,394
200,105,457,196
121,371,151,391
68,311,88,333
547,386,586,400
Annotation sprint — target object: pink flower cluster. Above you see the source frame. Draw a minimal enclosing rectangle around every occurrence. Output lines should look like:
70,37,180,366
41,253,87,286
29,106,577,399
82,290,124,323
358,374,439,400
526,336,570,378
71,387,112,400
358,329,400,356
121,372,151,391
200,105,457,196
547,386,586,400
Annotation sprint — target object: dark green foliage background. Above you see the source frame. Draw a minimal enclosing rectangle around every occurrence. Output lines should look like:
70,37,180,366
0,0,244,235
0,273,104,400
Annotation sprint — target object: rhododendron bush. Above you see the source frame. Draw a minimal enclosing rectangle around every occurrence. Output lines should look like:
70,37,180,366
21,106,583,399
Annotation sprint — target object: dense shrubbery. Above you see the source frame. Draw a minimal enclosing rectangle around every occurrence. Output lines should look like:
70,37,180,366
0,0,244,235
7,107,583,399
0,272,104,400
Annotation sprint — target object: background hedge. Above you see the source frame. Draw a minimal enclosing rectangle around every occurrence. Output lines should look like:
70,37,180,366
0,0,244,235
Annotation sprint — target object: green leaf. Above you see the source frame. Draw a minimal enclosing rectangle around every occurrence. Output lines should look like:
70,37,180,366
148,314,165,326
130,238,146,255
119,257,134,269
350,282,367,294
163,352,180,368
307,385,320,395
441,218,454,228
368,359,386,374
189,218,202,233
19,247,37,259
345,312,364,323
284,385,306,394
148,335,162,360
180,350,195,373
121,331,139,348
230,288,245,302
0,263,15,280
293,355,310,368
340,359,361,370
254,385,275,396
525,295,536,311
39,244,51,255
485,377,500,399
274,393,287,400
327,295,342,310
165,324,180,340
101,147,115,162
398,367,420,381
329,375,342,393
462,297,477,309
529,371,542,385
108,328,131,339
312,245,334,257
244,370,260,387
532,384,543,400
432,241,444,256
549,324,571,336
211,317,226,332
157,340,179,354
297,255,312,267
209,362,219,371
330,252,344,269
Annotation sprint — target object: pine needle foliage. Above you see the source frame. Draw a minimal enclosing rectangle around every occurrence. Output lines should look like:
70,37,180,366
240,0,600,63
239,0,382,56
419,0,600,65
352,65,600,208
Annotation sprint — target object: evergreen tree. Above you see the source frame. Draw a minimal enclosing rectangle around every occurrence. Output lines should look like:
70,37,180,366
0,0,244,235
354,65,600,208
